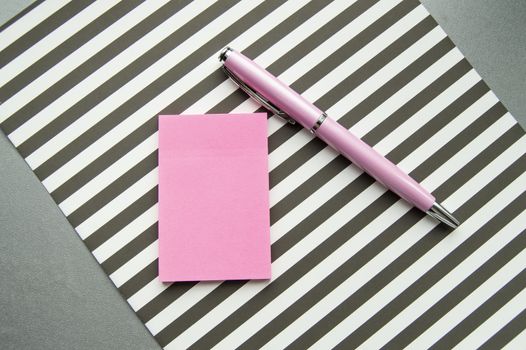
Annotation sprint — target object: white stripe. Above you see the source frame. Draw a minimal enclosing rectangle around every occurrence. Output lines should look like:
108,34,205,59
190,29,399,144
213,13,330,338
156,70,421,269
75,168,158,240
269,25,450,171
92,204,158,263
137,47,484,327
408,248,526,349
0,0,120,90
0,0,70,52
453,284,526,350
361,209,526,349
40,0,347,191
394,88,497,171
503,327,526,350
60,0,401,215
351,47,464,138
309,171,526,350
23,0,246,168
158,87,507,347
421,113,516,191
128,278,170,312
271,166,361,240
110,240,158,288
445,121,523,206
59,133,158,216
374,69,482,154
210,120,521,350
137,281,222,317
2,0,173,132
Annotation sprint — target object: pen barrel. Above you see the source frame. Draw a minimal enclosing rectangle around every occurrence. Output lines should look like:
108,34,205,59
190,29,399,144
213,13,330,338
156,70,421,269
316,117,435,211
224,51,322,129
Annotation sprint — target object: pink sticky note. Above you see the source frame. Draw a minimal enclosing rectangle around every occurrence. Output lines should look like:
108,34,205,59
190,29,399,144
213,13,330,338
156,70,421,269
158,113,271,282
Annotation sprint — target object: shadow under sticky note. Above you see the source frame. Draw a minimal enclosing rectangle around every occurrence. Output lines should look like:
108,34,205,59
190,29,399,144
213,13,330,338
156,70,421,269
158,113,271,282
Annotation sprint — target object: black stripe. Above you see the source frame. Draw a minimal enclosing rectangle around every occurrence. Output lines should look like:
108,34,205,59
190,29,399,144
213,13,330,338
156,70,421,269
430,269,526,349
117,259,159,297
156,104,513,348
15,0,193,156
287,150,526,350
0,0,144,117
0,0,93,70
361,60,472,145
118,259,194,307
433,124,523,201
101,222,158,276
0,0,44,32
134,280,196,323
83,187,157,251
50,116,158,204
409,102,506,182
269,36,456,186
116,259,196,312
48,0,332,203
67,151,157,227
338,192,526,349
388,80,490,165
479,308,526,350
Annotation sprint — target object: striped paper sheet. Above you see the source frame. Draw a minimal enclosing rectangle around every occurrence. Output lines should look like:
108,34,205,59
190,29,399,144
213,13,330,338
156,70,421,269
1,0,525,348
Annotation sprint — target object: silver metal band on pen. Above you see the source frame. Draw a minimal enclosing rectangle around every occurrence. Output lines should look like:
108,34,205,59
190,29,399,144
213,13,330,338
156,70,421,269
310,112,327,134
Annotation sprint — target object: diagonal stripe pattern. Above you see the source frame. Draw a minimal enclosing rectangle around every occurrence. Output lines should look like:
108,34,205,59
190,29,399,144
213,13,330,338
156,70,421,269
1,0,524,348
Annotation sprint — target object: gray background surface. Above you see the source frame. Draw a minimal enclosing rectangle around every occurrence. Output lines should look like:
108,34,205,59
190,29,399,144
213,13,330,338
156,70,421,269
0,1,524,349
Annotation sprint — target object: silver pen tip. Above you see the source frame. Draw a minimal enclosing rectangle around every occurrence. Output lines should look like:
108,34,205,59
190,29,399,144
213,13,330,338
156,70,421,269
427,202,460,229
219,46,233,62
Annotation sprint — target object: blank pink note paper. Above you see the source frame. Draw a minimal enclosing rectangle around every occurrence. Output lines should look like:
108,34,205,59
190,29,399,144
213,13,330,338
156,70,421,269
158,113,271,282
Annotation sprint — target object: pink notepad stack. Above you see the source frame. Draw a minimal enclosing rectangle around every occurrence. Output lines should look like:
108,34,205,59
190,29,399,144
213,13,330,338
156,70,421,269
158,113,271,282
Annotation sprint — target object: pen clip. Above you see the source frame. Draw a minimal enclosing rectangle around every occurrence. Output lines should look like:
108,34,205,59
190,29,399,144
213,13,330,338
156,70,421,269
221,66,296,125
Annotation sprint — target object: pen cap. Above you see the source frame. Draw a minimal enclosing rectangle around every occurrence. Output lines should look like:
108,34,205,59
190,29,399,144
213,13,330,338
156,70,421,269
222,49,323,129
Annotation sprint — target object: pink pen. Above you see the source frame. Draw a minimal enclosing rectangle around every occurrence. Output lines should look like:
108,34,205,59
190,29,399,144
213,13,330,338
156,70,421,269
219,47,459,228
